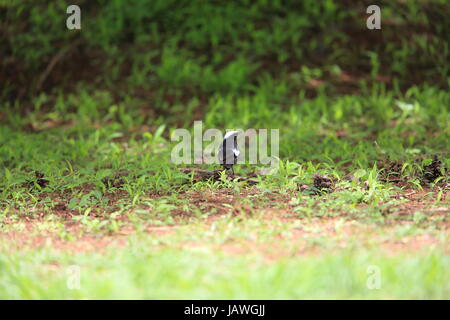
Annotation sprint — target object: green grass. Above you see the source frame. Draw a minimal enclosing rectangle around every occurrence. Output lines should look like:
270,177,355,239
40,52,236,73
0,67,449,301
1,0,449,300
1,241,448,299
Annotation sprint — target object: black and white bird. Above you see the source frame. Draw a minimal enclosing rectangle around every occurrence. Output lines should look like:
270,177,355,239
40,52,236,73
218,131,240,175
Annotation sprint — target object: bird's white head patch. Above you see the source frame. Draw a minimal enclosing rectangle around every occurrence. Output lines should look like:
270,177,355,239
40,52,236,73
223,130,240,140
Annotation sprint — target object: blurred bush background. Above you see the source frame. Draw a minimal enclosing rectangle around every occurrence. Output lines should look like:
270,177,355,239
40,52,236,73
2,0,448,103
0,0,449,165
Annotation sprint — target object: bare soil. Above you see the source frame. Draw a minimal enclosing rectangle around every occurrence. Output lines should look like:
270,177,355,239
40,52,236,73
1,189,448,259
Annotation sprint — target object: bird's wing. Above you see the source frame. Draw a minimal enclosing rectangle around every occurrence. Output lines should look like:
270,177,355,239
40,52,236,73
218,131,240,165
224,151,236,165
218,146,236,165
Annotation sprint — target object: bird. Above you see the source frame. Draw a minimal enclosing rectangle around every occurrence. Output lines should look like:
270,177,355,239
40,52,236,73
218,130,240,176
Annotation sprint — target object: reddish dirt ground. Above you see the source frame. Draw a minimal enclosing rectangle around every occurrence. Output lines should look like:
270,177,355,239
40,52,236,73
0,189,448,258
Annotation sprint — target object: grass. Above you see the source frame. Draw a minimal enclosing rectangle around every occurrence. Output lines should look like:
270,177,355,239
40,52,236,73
1,244,449,299
0,0,449,299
